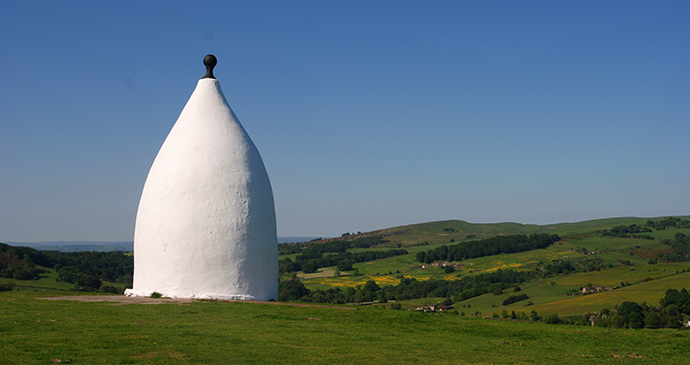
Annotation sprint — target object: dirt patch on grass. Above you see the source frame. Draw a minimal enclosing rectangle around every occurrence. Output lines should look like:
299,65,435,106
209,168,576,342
39,295,356,310
40,295,195,305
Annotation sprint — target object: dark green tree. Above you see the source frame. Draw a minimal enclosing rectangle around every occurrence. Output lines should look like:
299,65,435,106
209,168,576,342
336,259,353,271
530,310,540,321
545,314,561,324
644,312,660,329
628,312,645,329
278,278,310,301
302,260,318,274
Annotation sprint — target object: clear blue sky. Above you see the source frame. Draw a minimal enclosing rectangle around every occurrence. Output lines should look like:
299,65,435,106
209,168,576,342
1,1,688,242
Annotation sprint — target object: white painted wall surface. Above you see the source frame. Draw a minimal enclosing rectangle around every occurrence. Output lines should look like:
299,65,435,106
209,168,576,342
125,78,278,300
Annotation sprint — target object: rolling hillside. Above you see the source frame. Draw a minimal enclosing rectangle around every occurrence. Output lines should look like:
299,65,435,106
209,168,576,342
285,216,690,320
3,215,690,322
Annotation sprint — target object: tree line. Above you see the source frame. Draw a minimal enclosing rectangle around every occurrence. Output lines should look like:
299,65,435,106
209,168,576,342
279,235,388,255
280,248,408,274
600,224,654,239
415,233,560,264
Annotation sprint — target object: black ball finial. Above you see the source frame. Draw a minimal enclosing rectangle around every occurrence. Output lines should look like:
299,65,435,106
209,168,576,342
203,54,217,79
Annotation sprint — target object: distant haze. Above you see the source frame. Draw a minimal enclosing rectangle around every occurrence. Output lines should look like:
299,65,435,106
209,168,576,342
7,241,134,252
278,237,322,244
7,238,323,252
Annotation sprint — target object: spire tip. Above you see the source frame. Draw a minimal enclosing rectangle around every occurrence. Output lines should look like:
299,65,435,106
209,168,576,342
203,54,217,79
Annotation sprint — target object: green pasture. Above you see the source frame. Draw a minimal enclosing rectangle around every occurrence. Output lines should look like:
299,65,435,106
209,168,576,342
454,279,579,316
2,291,690,364
456,262,690,317
552,262,690,287
514,272,690,317
648,228,690,241
542,217,652,236
559,234,656,252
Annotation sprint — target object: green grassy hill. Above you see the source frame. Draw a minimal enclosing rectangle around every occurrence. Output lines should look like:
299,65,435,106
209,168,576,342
4,215,690,321
290,216,690,319
2,291,689,364
335,216,666,247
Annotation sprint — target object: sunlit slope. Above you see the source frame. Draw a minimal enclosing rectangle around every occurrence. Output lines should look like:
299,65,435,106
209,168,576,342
516,271,690,317
295,217,690,318
359,216,687,246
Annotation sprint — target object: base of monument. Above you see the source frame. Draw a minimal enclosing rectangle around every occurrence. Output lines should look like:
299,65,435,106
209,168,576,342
124,288,257,301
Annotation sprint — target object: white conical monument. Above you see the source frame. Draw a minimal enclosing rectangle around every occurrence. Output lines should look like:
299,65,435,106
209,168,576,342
125,55,278,301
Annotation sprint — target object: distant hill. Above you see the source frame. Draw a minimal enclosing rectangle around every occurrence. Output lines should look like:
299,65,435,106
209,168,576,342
278,237,322,244
306,216,690,247
7,216,688,252
6,241,133,252
7,237,322,252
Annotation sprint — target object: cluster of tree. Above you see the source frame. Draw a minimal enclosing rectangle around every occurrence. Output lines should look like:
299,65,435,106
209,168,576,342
0,261,44,281
502,294,529,306
539,259,578,275
280,248,407,274
0,242,132,292
499,309,549,322
0,243,51,280
661,288,690,314
662,233,690,262
646,217,690,231
48,251,133,285
0,243,53,266
415,234,560,263
279,235,387,255
278,276,313,301
56,266,102,291
581,294,687,329
600,224,653,239
575,257,609,272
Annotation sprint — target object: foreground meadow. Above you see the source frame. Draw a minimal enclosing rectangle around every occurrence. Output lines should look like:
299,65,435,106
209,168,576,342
1,292,689,364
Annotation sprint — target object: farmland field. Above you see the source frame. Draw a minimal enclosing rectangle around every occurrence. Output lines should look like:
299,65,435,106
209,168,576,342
285,218,690,324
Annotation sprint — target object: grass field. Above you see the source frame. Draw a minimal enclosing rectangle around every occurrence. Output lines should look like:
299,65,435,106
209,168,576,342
442,263,690,318
522,272,690,317
4,216,690,363
2,291,690,364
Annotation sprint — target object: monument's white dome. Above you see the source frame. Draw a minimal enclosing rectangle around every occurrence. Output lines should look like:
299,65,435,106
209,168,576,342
125,55,278,300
